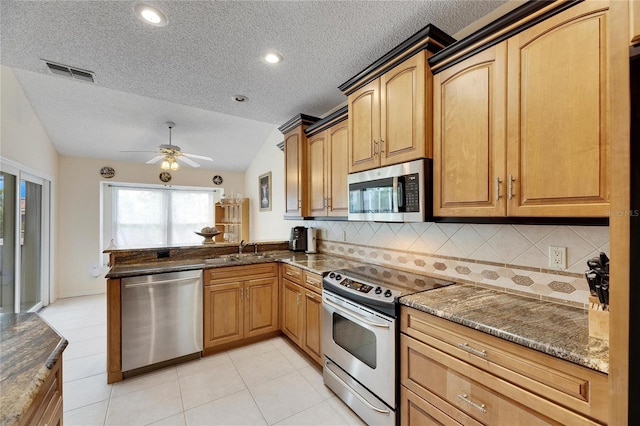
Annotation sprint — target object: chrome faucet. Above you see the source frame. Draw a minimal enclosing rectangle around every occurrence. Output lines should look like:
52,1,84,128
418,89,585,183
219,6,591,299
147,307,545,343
238,240,248,255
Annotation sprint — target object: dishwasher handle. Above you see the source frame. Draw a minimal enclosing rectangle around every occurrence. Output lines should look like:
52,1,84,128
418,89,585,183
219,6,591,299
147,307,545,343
124,276,199,288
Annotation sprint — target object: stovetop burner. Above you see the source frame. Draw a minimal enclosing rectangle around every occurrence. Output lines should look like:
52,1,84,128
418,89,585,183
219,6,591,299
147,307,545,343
323,264,453,317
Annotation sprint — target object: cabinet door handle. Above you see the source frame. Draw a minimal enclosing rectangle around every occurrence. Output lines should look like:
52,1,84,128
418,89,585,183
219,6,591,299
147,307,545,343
246,287,249,300
457,394,487,414
508,175,515,200
307,292,315,300
240,287,243,300
457,342,487,357
373,139,378,155
495,177,502,201
379,138,385,153
298,199,302,208
327,198,331,209
297,294,301,305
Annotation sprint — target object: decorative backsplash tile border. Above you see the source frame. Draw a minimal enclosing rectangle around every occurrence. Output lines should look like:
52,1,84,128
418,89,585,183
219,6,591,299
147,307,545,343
307,221,609,307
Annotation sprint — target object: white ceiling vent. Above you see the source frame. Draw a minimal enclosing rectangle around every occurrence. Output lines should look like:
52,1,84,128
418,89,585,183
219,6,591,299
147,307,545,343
43,60,96,83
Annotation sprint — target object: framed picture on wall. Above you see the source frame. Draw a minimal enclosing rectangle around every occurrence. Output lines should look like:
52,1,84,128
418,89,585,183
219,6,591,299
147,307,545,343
259,172,272,211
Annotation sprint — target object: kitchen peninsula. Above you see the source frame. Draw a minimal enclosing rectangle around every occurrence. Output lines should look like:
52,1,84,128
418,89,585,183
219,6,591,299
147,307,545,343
0,313,67,425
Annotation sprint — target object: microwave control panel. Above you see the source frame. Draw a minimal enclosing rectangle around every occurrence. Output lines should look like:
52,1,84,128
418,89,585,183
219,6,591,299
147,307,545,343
401,173,420,212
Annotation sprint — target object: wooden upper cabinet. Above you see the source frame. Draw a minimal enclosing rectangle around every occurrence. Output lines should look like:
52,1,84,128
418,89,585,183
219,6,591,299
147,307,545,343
433,43,507,217
348,51,432,173
380,50,430,165
280,114,320,218
305,108,350,218
327,120,349,216
284,128,306,217
348,79,380,172
631,0,640,45
308,131,328,217
506,1,610,216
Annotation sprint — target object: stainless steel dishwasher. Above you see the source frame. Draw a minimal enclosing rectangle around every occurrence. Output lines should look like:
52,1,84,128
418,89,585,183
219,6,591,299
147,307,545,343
121,270,203,374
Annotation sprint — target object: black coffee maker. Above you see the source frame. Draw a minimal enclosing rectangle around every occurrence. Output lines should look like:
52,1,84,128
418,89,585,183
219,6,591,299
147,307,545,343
289,226,307,252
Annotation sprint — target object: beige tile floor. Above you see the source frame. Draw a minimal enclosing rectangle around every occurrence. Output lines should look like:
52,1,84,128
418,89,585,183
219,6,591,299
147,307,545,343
39,294,366,426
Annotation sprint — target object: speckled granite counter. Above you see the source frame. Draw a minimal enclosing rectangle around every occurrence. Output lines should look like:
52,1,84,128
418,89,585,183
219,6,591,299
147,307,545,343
400,284,609,374
0,313,67,425
106,251,365,279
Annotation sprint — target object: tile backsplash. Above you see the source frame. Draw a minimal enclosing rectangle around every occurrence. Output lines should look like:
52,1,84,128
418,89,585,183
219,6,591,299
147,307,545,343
308,221,609,306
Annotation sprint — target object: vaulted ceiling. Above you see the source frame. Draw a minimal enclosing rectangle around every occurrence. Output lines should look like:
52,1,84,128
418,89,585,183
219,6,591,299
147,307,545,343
1,1,507,171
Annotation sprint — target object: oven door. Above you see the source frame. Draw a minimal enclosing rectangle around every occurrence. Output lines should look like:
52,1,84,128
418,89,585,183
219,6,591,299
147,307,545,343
322,290,396,407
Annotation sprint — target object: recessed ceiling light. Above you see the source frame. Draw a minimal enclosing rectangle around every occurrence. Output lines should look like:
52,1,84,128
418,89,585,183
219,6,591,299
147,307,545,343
263,51,283,64
134,3,168,27
232,95,248,103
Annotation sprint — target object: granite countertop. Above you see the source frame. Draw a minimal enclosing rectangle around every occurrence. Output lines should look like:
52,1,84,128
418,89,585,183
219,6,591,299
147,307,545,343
400,284,609,374
106,251,365,279
0,313,68,425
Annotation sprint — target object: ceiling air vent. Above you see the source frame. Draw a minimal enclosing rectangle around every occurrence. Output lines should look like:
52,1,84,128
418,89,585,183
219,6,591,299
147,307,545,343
43,60,96,83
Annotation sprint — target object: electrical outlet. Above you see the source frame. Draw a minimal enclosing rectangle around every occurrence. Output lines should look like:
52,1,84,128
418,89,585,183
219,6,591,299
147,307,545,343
549,246,567,269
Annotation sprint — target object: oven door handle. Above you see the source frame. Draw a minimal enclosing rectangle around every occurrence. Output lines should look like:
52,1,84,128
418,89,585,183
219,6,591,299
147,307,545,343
324,361,391,415
323,298,390,329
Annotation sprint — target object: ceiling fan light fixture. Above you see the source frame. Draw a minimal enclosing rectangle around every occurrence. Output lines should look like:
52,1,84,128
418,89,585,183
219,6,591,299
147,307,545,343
170,159,180,171
134,3,168,27
161,158,171,170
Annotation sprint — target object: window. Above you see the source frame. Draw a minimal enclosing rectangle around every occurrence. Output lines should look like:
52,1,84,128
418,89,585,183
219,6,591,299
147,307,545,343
111,185,215,248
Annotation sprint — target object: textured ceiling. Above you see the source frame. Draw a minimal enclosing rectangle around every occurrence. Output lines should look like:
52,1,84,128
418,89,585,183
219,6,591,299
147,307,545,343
1,0,507,171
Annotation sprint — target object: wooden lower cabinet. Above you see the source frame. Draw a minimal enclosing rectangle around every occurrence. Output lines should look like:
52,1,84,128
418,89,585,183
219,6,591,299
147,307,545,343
204,264,278,350
400,306,608,425
279,265,323,364
281,278,304,346
20,356,63,426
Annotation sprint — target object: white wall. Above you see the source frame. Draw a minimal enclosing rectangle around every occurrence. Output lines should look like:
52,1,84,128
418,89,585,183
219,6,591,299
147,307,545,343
244,126,303,241
56,155,244,297
0,66,59,177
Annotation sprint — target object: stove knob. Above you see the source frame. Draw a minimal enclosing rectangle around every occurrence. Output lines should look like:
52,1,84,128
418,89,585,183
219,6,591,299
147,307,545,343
374,287,382,294
384,289,392,297
329,272,335,279
335,274,342,282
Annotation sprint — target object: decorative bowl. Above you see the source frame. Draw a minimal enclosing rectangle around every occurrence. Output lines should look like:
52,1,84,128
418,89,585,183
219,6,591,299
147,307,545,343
195,230,221,244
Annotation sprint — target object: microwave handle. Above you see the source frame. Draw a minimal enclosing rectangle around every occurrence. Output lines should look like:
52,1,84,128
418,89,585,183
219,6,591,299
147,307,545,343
396,176,404,210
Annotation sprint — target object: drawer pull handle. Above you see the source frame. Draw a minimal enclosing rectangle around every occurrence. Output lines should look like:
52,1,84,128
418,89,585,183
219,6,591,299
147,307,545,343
457,394,487,414
457,342,487,357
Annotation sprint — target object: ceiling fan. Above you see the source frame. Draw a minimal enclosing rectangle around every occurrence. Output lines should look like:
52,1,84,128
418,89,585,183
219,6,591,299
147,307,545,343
124,122,213,171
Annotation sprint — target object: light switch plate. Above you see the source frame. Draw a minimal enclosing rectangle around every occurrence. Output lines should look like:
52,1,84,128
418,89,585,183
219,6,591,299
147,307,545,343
549,246,567,269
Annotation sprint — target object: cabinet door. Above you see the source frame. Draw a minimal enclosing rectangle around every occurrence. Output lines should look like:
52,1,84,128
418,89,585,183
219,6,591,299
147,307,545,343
284,129,307,217
506,1,610,216
433,43,507,217
280,279,303,346
348,79,380,172
203,282,243,348
244,277,278,338
380,51,428,165
302,290,322,364
308,131,328,217
632,0,640,46
327,120,349,217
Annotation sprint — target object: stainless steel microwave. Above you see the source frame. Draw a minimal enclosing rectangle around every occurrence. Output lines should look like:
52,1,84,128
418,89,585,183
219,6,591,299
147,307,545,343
348,158,432,222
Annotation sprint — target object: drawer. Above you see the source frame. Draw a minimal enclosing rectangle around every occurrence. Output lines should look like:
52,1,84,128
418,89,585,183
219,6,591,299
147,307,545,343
401,386,482,426
20,358,63,426
302,270,322,294
401,306,608,423
281,264,302,284
206,263,277,284
401,334,601,426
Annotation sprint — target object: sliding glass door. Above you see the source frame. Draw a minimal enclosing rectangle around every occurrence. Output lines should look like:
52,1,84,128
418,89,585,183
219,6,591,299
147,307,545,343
0,164,50,313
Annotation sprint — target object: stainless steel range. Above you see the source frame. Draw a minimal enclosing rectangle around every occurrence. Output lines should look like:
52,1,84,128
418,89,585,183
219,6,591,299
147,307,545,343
322,265,452,426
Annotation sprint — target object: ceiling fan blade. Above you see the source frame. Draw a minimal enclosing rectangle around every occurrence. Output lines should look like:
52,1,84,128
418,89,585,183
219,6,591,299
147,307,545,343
146,155,165,164
183,152,213,161
119,150,158,153
178,156,201,168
